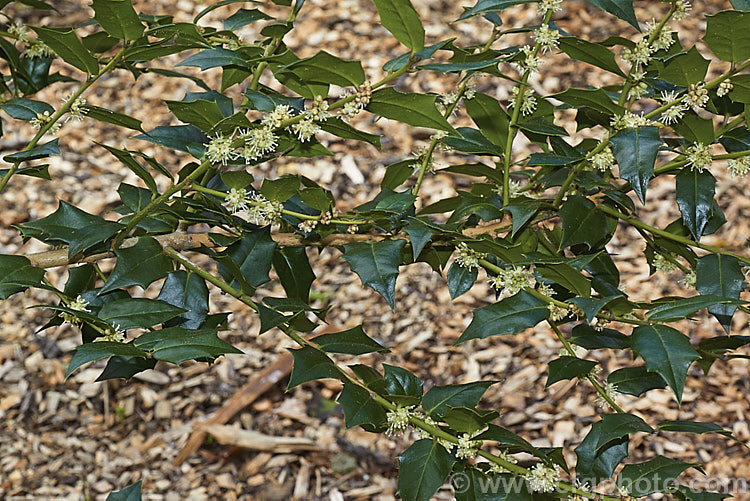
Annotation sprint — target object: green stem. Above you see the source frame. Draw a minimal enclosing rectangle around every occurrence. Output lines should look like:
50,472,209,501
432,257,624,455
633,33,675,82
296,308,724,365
549,322,627,414
0,46,128,194
247,8,299,93
597,203,750,265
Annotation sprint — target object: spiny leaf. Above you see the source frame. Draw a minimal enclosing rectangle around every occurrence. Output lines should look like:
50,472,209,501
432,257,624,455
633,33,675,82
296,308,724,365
455,291,548,343
610,127,662,204
99,237,173,294
342,240,405,309
397,439,454,501
373,0,425,52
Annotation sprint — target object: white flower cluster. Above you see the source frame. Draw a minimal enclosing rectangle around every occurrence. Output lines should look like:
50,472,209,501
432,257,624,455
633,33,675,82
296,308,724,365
488,266,535,298
339,82,372,120
493,180,522,199
533,25,560,53
685,83,709,113
246,193,283,225
261,104,294,129
684,143,712,172
717,79,733,98
525,463,559,493
644,20,675,52
622,39,654,66
537,0,563,16
61,295,90,325
8,22,29,42
241,126,278,162
385,406,413,436
489,450,518,474
30,111,60,134
455,243,487,270
673,0,692,20
728,156,750,177
595,381,619,410
510,86,537,116
455,432,482,459
223,188,249,213
204,133,235,165
516,45,542,73
658,90,688,126
653,254,678,274
65,95,87,122
547,303,570,322
589,145,615,172
681,270,697,288
610,111,653,130
95,324,125,343
26,42,55,59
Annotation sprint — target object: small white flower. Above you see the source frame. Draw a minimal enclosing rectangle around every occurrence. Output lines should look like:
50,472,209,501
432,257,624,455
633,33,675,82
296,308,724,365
488,266,535,298
463,83,477,100
681,270,697,288
25,42,55,59
533,25,561,53
684,143,712,172
223,188,248,214
610,111,653,129
204,133,236,165
289,117,320,142
525,463,559,493
622,39,654,66
30,111,61,134
455,243,486,270
537,282,556,297
307,95,330,122
297,219,318,233
589,145,615,172
547,303,570,322
246,193,283,225
385,406,413,436
595,382,619,409
673,0,691,20
510,86,537,116
61,295,90,325
492,180,522,198
95,324,126,343
537,0,563,15
516,45,542,73
455,433,482,459
653,254,678,274
489,451,518,474
8,22,29,42
64,94,87,122
658,91,688,125
685,83,709,113
728,156,750,177
240,126,278,161
644,20,675,51
628,82,649,100
717,79,733,98
261,104,294,129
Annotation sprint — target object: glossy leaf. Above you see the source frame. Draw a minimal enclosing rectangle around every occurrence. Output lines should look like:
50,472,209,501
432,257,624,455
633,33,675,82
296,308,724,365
646,295,743,322
98,298,186,329
456,291,548,343
464,92,510,148
383,363,423,405
575,421,629,486
272,247,315,302
287,345,343,389
696,254,744,333
595,414,653,451
456,0,533,21
99,237,173,294
558,36,624,76
558,196,610,250
66,341,148,379
676,167,716,241
570,324,630,350
585,0,639,30
658,420,732,437
312,325,388,355
422,381,495,417
92,0,145,40
0,97,54,120
631,324,700,403
703,10,750,62
337,382,387,429
32,26,99,74
367,88,457,133
223,8,271,30
342,240,405,309
0,255,46,299
280,50,365,87
610,127,662,204
660,46,710,87
217,227,277,288
446,261,477,299
133,326,242,364
608,366,667,396
373,0,425,52
97,356,156,381
618,456,695,497
4,139,59,163
545,356,598,387
397,439,454,501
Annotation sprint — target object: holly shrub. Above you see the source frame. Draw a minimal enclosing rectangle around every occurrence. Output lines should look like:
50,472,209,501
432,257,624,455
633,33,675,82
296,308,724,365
1,0,750,499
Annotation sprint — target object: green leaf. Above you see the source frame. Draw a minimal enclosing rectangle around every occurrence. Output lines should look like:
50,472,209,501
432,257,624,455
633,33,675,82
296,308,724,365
134,327,241,364
384,363,423,405
287,345,344,389
106,480,142,501
177,48,250,70
558,36,624,76
99,237,173,294
397,439,454,501
446,261,477,299
464,92,510,148
342,240,405,309
97,356,156,381
504,196,542,236
517,117,568,137
135,125,208,158
155,271,209,329
337,382,387,429
595,414,653,451
610,127,662,204
696,254,744,333
674,486,732,501
575,421,629,486
646,295,743,322
676,167,715,240
0,255,46,299
442,406,500,434
659,46,711,87
570,324,630,349
422,381,495,417
443,127,503,156
585,0,639,30
272,247,315,302
349,364,388,395
455,471,533,501
567,295,618,322
320,118,382,148
455,291,548,343
280,50,365,87
216,227,277,289
373,0,425,52
474,424,539,455
536,263,591,297
419,60,500,73
0,97,54,120
66,341,148,379
608,366,667,396
631,324,700,403
558,196,611,250
223,8,272,30
165,99,225,133
92,0,145,40
658,420,732,437
671,113,715,145
545,356,598,387
312,325,388,355
551,88,625,116
404,217,434,261
85,105,144,131
456,0,533,21
731,0,750,9
367,88,457,133
618,456,695,497
703,10,750,62
3,139,59,163
98,298,187,330
31,26,99,74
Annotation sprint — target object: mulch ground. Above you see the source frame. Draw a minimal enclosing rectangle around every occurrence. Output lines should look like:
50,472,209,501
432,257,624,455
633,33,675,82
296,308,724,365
0,0,749,499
